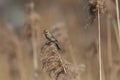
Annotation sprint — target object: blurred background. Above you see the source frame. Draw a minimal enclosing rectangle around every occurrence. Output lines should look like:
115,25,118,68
0,0,120,80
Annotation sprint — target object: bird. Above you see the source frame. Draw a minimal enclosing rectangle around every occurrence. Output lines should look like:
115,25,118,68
43,29,63,51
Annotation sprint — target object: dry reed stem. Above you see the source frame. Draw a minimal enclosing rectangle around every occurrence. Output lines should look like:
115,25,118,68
115,0,120,38
107,16,112,67
97,1,103,80
107,15,113,80
24,2,41,80
112,19,120,50
115,0,120,53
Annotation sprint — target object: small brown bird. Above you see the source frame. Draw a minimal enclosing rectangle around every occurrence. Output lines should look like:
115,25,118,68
44,29,62,51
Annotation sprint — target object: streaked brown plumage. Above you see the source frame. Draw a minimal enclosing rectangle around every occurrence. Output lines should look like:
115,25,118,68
44,29,62,51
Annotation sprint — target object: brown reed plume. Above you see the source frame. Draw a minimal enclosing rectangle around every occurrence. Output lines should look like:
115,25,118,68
41,34,85,80
0,23,30,80
0,24,20,80
88,0,106,23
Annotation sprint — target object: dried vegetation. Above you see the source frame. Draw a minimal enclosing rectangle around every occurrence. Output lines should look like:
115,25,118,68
0,0,120,80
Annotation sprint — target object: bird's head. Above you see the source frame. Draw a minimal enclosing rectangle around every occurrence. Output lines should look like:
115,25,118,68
44,29,49,35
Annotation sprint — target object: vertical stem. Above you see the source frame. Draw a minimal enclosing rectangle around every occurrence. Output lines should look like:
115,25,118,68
107,15,113,80
97,2,102,80
28,1,39,80
112,19,120,50
107,16,113,67
31,23,39,80
115,0,120,38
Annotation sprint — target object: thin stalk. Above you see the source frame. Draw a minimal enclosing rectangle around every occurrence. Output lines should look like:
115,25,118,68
107,15,113,80
112,19,120,50
31,25,39,80
97,3,102,80
115,0,120,38
107,16,113,68
29,1,39,79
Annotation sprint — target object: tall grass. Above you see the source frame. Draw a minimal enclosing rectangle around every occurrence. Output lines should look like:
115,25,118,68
0,0,120,80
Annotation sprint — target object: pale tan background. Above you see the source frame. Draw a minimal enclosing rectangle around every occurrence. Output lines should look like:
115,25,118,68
0,0,120,80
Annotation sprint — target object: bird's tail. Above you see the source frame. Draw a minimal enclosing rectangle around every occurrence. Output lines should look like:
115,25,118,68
55,42,64,53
